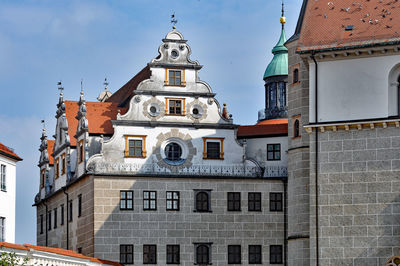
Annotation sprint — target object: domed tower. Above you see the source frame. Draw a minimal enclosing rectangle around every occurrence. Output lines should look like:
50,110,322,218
259,3,288,122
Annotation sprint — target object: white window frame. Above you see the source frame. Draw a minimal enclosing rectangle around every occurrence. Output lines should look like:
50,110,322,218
0,217,5,241
1,165,6,191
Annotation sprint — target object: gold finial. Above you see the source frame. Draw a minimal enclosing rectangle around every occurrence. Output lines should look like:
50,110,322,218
280,0,286,27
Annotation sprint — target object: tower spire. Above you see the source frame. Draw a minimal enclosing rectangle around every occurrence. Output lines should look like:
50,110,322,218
280,0,286,29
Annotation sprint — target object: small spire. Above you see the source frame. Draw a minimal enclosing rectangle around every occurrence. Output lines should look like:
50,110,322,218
57,81,64,95
103,78,109,90
81,79,84,92
171,12,178,29
280,0,286,29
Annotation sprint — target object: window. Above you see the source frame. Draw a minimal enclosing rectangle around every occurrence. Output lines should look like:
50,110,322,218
270,193,283,212
165,143,182,161
77,247,82,254
249,245,262,264
293,68,299,83
248,192,262,212
166,191,179,211
195,190,211,212
267,144,281,161
168,99,183,115
48,211,51,231
143,191,157,210
40,214,43,234
1,165,6,191
202,137,224,160
120,244,133,264
294,119,300,138
228,245,241,264
169,70,182,86
124,135,147,158
54,208,57,229
0,217,4,241
78,194,82,217
78,140,84,163
120,191,134,210
195,244,211,265
69,200,73,222
143,245,157,264
40,169,45,189
227,192,241,211
167,245,180,264
55,158,60,178
61,204,64,225
270,245,283,264
61,153,66,175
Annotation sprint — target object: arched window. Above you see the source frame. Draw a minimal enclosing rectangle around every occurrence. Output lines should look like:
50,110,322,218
294,119,300,138
293,68,299,83
196,245,210,264
196,192,209,212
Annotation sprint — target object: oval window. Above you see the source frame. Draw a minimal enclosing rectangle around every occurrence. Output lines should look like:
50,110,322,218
171,50,179,59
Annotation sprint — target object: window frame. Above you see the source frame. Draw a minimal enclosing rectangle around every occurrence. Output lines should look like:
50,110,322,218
270,192,283,212
202,137,224,160
1,164,6,192
68,200,73,222
194,190,212,212
54,208,57,229
166,191,180,211
78,139,84,163
228,245,241,264
78,194,82,217
120,244,134,265
124,135,147,158
143,191,157,211
143,244,157,264
249,245,262,264
194,243,212,265
293,118,300,139
165,68,186,87
40,169,45,189
166,244,180,264
227,192,241,211
165,98,186,115
61,204,64,225
120,190,134,211
293,68,299,84
48,211,52,231
0,217,4,242
248,192,262,212
270,245,283,264
55,158,60,179
40,214,43,234
61,153,66,175
267,144,281,161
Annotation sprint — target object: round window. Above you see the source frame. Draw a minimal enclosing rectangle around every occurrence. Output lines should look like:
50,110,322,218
192,108,199,115
171,50,179,59
165,142,182,161
150,106,157,114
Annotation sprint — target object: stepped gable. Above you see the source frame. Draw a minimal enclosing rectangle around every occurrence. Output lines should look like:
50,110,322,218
297,0,400,52
64,101,128,146
237,119,288,139
105,65,151,107
0,141,22,161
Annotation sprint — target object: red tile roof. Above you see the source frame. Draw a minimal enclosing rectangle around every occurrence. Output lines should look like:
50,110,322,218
297,0,400,52
47,140,55,165
0,242,121,266
65,101,127,146
0,141,22,161
106,65,151,107
256,118,288,126
237,122,288,139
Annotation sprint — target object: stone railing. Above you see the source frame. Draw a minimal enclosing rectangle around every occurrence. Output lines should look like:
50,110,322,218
264,166,287,178
258,106,288,121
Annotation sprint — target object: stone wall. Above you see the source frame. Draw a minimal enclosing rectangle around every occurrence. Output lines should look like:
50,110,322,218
93,176,285,265
309,126,400,265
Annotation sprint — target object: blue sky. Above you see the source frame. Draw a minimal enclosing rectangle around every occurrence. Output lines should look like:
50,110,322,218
0,0,303,244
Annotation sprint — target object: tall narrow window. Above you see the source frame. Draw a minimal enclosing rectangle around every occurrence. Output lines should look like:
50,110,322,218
69,200,73,222
227,192,241,211
40,214,43,234
61,204,64,225
55,158,60,178
270,245,283,264
279,81,287,108
0,165,6,191
195,244,211,265
267,144,281,161
293,68,299,83
0,217,4,241
249,245,262,264
61,153,66,175
248,192,262,212
166,245,180,264
120,191,134,210
169,70,182,86
268,83,277,109
294,119,300,138
143,191,157,210
270,193,283,212
78,140,84,163
195,191,210,212
228,245,241,264
166,191,179,211
143,245,157,264
54,208,57,229
78,194,82,217
48,211,51,231
40,169,45,189
120,244,134,264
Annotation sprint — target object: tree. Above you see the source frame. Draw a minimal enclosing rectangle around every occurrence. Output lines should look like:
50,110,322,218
0,246,30,266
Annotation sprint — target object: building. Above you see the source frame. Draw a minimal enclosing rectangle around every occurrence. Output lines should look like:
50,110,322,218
0,142,22,243
34,26,288,265
286,0,400,265
0,241,120,265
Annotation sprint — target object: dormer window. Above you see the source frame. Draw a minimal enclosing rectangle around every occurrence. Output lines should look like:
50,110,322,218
165,69,186,86
166,98,185,115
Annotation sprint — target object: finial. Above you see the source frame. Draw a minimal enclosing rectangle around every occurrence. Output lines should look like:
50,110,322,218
41,119,46,130
171,12,178,29
280,0,286,28
81,79,84,92
103,78,109,91
57,81,64,94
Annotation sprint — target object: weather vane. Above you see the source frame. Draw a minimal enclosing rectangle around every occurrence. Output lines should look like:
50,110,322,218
171,12,178,29
57,81,64,93
104,78,109,90
41,119,46,129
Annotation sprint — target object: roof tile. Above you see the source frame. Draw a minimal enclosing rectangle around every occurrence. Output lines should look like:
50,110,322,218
0,141,22,161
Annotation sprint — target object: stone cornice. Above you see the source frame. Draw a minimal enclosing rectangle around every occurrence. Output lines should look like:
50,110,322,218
135,90,216,98
112,120,238,129
304,118,400,133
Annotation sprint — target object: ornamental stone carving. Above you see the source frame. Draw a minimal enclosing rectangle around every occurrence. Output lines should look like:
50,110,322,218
142,97,166,121
186,99,208,122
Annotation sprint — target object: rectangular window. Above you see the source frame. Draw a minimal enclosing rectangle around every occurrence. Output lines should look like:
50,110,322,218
0,217,4,241
40,214,43,234
248,192,262,212
48,211,51,231
78,194,82,217
55,158,60,178
124,135,146,158
61,204,64,225
77,247,82,254
227,192,241,211
270,192,283,212
120,244,134,264
143,191,157,210
129,140,143,157
206,142,220,159
120,191,134,210
69,200,73,222
78,140,84,163
168,99,182,115
228,245,241,264
40,169,45,189
61,153,66,175
249,245,262,264
202,138,224,160
143,245,157,264
166,191,179,211
168,70,182,86
267,144,281,161
1,165,6,191
270,245,283,264
54,208,57,229
166,245,180,264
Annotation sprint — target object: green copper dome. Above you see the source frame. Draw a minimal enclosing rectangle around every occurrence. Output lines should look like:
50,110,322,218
263,28,288,79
